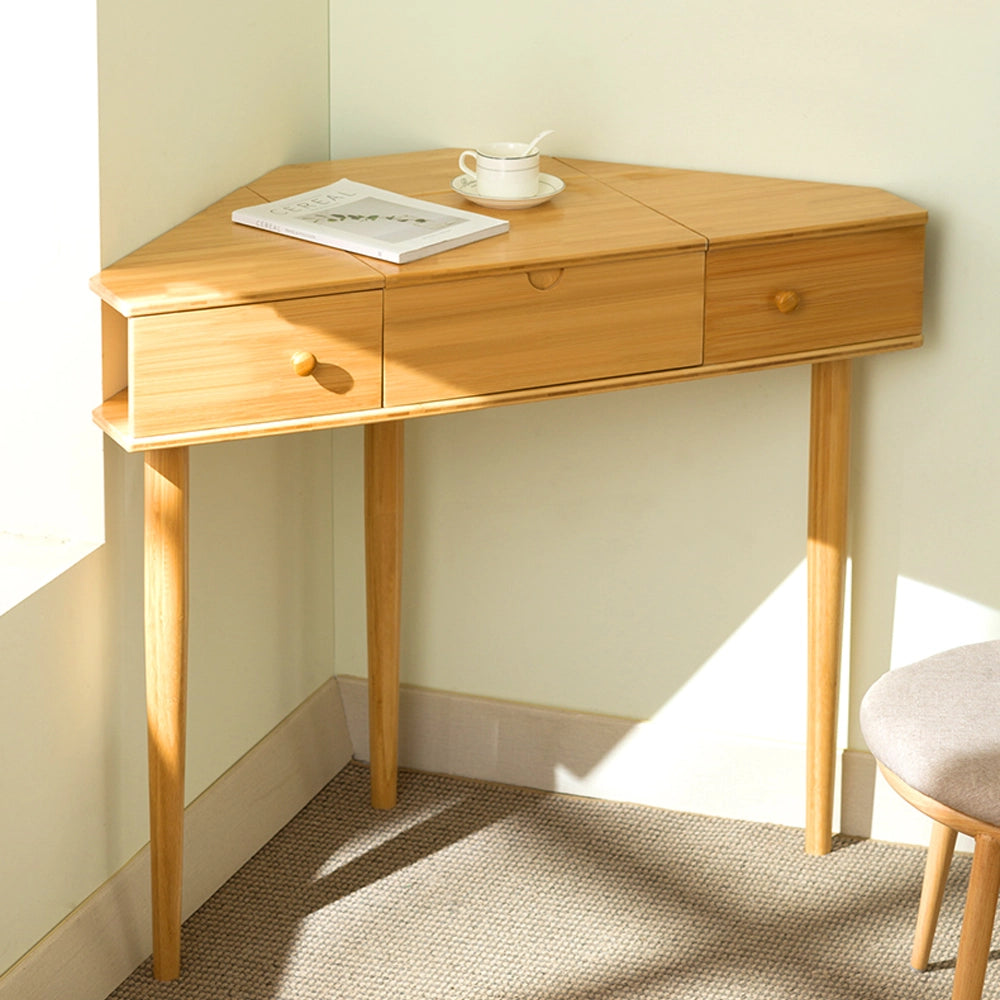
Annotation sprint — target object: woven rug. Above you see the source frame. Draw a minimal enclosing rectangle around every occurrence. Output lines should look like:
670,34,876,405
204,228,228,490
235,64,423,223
107,762,1000,999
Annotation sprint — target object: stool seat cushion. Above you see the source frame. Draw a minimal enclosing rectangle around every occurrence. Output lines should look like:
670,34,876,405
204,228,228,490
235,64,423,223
860,640,1000,826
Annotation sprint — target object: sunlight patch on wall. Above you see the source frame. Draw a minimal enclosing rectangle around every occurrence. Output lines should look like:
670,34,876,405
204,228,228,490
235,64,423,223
890,576,1000,669
551,560,847,827
652,561,811,744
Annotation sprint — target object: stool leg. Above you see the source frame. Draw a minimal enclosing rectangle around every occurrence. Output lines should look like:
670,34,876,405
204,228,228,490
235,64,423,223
952,834,1000,1000
912,821,958,970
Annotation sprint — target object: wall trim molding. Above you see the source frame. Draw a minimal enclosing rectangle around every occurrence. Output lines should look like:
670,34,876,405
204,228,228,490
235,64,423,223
338,675,817,828
0,677,353,1000
338,676,939,848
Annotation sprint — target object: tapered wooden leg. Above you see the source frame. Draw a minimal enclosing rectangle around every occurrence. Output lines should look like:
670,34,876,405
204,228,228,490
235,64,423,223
952,834,1000,1000
365,422,404,810
912,821,958,970
143,447,189,980
805,360,851,855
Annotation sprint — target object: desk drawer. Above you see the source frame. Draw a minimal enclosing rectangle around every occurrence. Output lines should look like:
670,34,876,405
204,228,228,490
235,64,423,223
383,255,705,407
130,292,383,436
704,226,925,364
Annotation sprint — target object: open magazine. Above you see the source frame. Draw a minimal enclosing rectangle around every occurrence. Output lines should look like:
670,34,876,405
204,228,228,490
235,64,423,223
232,179,509,263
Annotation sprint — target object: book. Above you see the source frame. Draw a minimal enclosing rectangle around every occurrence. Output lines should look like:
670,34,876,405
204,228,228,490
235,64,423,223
232,178,509,263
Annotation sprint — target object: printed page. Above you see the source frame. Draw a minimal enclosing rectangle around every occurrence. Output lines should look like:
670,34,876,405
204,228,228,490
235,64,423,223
298,196,464,244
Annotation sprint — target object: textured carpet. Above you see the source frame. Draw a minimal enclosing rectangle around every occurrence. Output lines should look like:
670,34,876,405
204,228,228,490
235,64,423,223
107,762,1000,999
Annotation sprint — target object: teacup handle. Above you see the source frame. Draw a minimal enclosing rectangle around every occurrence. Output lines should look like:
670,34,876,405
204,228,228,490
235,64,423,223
458,150,478,179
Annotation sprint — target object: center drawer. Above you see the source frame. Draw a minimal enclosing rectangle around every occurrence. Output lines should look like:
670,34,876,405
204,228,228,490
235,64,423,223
129,292,383,437
383,255,705,407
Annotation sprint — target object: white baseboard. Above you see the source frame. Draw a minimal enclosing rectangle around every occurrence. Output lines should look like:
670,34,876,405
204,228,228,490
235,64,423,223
338,676,816,828
340,676,950,850
0,677,353,1000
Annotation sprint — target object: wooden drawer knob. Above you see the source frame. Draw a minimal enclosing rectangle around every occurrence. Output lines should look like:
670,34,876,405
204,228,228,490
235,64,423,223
774,290,801,314
291,351,317,376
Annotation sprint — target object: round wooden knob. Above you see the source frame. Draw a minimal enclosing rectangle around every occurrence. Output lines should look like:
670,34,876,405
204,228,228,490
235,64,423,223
291,351,317,376
774,290,801,314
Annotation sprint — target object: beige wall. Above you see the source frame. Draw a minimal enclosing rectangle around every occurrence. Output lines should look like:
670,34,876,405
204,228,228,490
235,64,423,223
0,0,332,977
328,0,1000,829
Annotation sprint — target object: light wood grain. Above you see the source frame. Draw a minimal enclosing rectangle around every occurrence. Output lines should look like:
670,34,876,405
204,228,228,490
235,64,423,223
90,188,383,317
129,292,383,438
92,150,926,456
143,448,189,981
705,227,925,363
879,764,1000,845
805,360,851,856
954,836,1000,1000
101,301,128,399
93,333,922,454
384,254,704,406
88,154,929,975
241,151,706,290
559,158,928,247
243,149,482,205
365,422,404,810
911,820,958,971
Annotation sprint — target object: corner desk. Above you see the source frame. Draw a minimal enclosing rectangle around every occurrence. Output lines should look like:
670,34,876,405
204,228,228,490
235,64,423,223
90,148,926,979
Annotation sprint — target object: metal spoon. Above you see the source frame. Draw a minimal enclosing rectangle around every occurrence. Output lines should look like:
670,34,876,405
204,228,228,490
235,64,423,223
522,129,554,154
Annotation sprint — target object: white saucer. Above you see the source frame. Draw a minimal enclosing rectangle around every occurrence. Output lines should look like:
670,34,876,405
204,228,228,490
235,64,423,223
451,173,565,209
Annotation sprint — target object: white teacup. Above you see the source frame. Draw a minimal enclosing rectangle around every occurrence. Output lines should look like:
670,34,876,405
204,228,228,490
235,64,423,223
458,142,540,199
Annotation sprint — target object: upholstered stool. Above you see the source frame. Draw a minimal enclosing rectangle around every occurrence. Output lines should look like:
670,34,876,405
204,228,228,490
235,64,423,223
861,640,1000,1000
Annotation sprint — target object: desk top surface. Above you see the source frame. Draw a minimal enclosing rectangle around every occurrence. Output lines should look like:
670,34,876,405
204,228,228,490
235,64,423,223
91,148,926,317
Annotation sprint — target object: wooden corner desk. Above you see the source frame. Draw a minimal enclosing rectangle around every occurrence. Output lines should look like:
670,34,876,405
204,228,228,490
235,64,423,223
90,149,926,979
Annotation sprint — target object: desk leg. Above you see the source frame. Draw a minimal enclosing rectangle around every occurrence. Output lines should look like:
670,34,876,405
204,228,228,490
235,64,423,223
143,447,189,979
365,421,404,809
806,360,851,856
